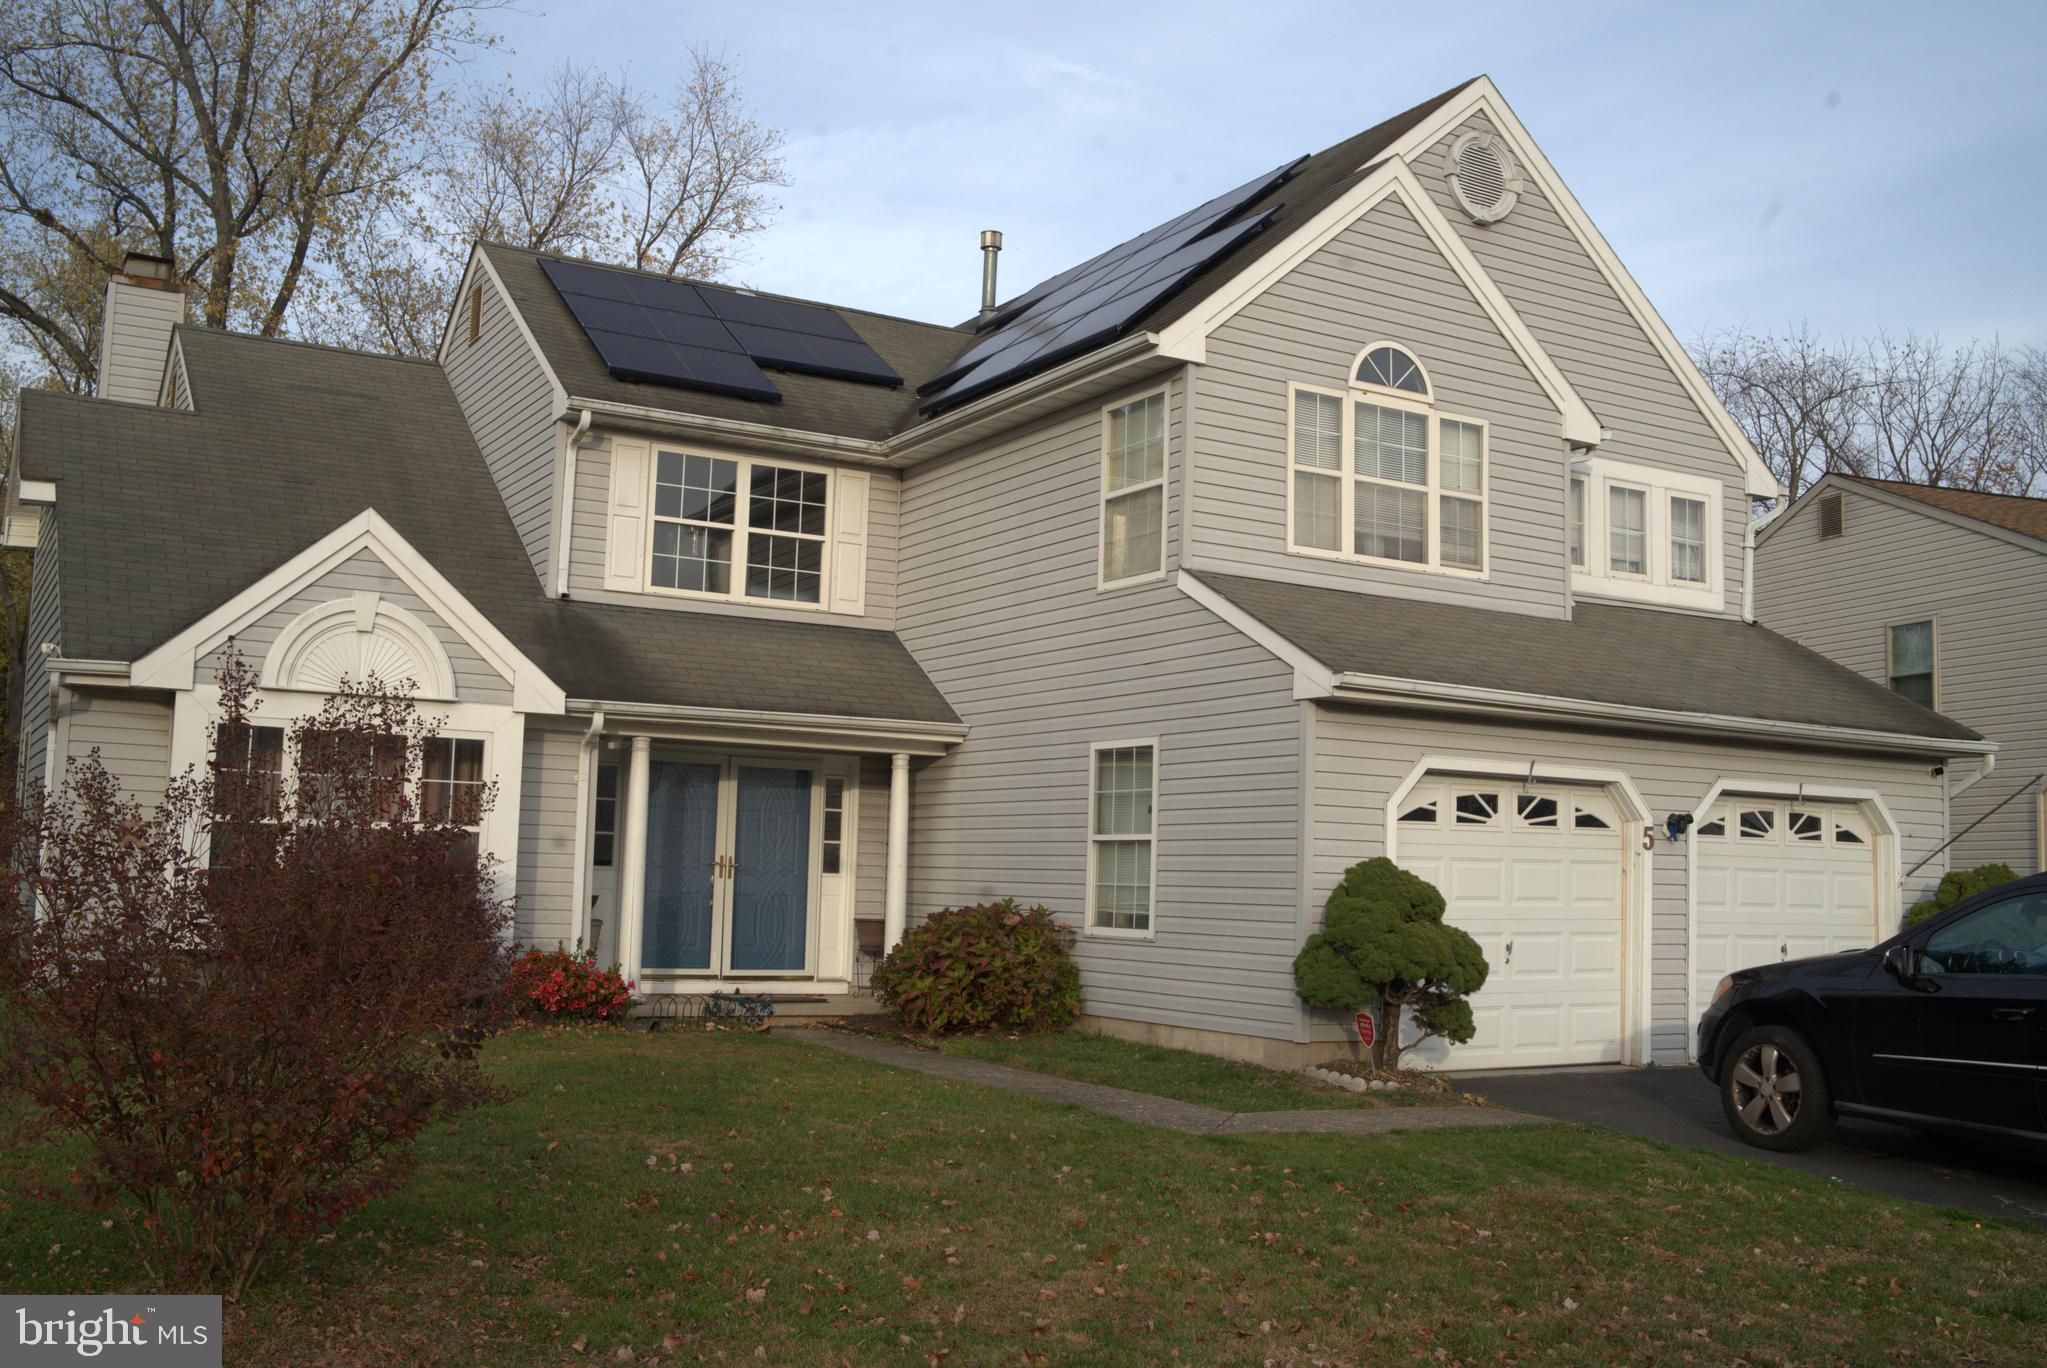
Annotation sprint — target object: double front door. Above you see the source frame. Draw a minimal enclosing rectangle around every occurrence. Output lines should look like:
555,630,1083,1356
642,754,816,976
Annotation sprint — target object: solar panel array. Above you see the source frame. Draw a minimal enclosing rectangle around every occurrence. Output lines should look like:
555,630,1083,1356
541,258,902,403
917,158,1303,414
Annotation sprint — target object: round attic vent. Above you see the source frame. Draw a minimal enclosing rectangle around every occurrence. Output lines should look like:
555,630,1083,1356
1444,130,1523,224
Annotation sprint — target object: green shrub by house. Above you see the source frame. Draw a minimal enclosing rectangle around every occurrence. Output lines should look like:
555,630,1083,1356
1904,863,2020,929
872,899,1081,1035
1293,857,1488,1071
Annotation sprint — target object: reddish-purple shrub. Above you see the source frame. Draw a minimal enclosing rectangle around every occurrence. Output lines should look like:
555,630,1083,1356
870,898,1081,1034
0,650,512,1298
503,944,635,1021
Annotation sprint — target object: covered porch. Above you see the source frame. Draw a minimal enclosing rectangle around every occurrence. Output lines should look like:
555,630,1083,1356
564,704,964,997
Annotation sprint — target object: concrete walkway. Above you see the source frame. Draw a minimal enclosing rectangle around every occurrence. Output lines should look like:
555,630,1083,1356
800,1029,1549,1136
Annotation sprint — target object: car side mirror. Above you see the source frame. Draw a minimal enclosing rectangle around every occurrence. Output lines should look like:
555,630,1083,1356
1880,943,1918,979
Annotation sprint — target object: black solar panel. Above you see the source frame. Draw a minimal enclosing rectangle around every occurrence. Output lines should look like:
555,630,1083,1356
540,258,901,400
918,157,1302,413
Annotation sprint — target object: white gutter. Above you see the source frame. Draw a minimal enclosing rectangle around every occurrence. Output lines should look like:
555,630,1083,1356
564,698,967,752
555,407,592,599
569,397,891,464
567,707,604,950
1949,750,1995,800
1329,671,1997,758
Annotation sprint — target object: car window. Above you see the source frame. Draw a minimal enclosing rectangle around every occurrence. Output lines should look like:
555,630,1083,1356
1922,892,2047,975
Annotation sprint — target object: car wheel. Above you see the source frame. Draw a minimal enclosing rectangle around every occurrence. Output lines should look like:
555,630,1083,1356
1718,1025,1832,1152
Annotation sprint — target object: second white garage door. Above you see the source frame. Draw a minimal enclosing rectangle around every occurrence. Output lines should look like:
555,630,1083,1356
1692,798,1878,1018
1397,781,1628,1070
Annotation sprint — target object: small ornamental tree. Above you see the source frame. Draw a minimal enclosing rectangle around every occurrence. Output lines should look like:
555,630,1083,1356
0,649,513,1298
1292,857,1487,1071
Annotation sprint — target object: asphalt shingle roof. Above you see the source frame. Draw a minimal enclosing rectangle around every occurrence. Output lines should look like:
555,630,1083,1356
1191,570,1980,743
1846,476,2047,546
17,327,959,725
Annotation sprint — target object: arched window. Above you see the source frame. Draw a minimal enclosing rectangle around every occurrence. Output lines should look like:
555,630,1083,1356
1353,344,1430,398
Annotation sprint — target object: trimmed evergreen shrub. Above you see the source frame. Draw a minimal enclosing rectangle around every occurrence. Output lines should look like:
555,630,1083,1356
1293,857,1487,1070
1904,863,2020,929
872,899,1081,1035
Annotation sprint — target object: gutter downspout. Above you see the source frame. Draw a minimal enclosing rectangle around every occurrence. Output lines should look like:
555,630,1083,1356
1949,750,1995,801
556,407,592,599
567,706,605,951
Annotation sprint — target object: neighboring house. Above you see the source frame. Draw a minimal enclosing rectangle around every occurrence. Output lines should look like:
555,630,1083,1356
1755,474,2045,876
6,77,1988,1072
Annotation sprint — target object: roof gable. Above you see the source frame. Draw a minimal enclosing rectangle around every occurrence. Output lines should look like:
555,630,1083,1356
1758,473,2047,559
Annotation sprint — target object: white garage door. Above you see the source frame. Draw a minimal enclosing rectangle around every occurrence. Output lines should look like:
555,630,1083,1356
1397,781,1627,1070
1693,798,1877,1016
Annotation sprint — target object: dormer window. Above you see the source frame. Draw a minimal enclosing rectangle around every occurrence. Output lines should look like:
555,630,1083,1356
1569,456,1724,610
1286,344,1486,577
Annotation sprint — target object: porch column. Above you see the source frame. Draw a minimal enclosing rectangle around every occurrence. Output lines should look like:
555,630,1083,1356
883,752,910,951
617,736,652,986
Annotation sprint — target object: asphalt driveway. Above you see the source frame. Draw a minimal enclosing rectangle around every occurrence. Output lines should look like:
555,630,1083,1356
1459,1065,2047,1228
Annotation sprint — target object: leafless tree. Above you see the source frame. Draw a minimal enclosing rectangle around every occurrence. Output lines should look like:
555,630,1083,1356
0,0,500,389
1698,327,2046,500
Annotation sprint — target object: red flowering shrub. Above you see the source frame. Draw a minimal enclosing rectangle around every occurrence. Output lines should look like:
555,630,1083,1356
503,944,635,1021
871,898,1081,1034
0,649,512,1299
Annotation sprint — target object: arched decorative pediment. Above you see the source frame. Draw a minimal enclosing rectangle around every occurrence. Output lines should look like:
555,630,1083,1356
261,591,458,700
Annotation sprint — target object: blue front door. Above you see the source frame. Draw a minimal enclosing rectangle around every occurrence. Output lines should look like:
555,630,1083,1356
727,765,813,972
642,761,721,971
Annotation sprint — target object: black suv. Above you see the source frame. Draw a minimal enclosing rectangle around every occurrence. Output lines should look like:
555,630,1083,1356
1698,873,2047,1152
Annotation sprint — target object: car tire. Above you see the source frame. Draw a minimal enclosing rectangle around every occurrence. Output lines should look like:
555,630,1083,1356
1718,1025,1832,1152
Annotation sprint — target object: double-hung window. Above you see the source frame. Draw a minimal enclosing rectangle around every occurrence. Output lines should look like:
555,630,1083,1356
1088,742,1156,934
422,737,487,862
1888,620,1936,708
649,451,830,604
1570,457,1723,609
1289,345,1487,576
210,722,283,866
1101,392,1167,585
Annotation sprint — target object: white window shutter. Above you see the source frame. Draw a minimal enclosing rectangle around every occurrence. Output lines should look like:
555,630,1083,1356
605,437,650,593
829,470,869,615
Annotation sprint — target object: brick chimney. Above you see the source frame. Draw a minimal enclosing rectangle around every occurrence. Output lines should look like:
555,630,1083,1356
95,253,185,405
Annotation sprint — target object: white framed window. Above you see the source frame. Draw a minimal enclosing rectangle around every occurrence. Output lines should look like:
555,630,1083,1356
1887,619,1936,708
647,450,832,606
1569,457,1724,610
1286,344,1487,578
1087,740,1157,936
1100,391,1167,586
592,763,618,867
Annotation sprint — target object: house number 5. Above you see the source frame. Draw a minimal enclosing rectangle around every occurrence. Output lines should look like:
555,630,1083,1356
1641,826,1655,852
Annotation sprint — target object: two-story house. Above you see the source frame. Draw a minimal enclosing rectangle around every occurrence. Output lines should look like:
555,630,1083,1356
1756,475,2045,876
7,77,1987,1072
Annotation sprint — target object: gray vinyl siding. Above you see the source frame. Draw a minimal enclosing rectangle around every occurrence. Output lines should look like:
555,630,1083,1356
565,433,902,629
897,376,1307,1042
64,689,173,812
1756,487,2047,873
442,271,558,587
516,724,582,948
165,344,192,410
195,549,513,705
1408,113,1749,616
96,283,185,406
18,511,61,797
1309,705,1949,1062
1189,195,1571,618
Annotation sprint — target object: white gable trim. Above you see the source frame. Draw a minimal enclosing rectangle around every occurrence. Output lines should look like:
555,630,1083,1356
436,246,570,417
130,508,567,714
262,593,459,701
1153,161,1604,449
156,331,190,410
1381,79,1780,500
1757,473,2047,559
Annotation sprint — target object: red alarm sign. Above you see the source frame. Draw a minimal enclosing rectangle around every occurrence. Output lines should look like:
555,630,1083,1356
1354,1010,1375,1047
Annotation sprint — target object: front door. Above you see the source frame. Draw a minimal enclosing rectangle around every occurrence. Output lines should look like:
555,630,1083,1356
640,755,818,977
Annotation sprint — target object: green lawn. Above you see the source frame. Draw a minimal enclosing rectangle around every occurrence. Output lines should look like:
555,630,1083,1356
939,1029,1429,1109
1,1028,2039,1365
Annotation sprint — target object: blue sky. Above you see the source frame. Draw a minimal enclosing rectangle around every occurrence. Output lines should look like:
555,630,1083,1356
486,1,2047,346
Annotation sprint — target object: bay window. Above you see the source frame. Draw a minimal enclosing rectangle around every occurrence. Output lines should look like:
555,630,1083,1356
1570,457,1724,609
1287,344,1487,577
649,451,829,605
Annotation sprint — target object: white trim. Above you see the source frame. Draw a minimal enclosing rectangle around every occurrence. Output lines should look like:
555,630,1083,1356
1442,128,1524,225
1383,753,1654,1066
641,445,837,611
1084,736,1160,940
1329,670,1994,757
1172,570,1335,696
128,508,567,715
15,479,55,505
1570,456,1724,612
1683,778,1902,1055
1349,341,1434,401
439,248,571,417
883,752,910,951
1098,386,1172,589
565,699,965,757
261,594,459,701
1377,80,1780,498
1154,162,1603,449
